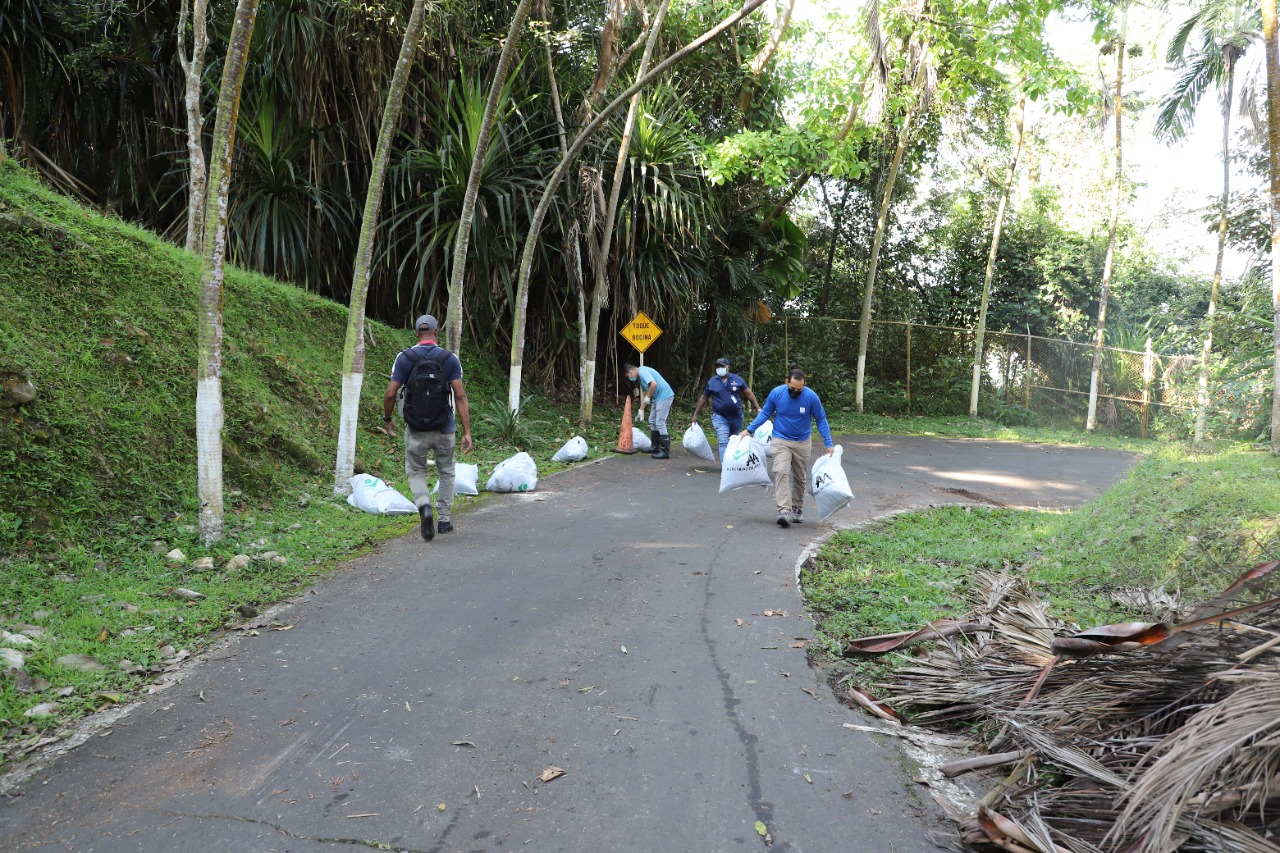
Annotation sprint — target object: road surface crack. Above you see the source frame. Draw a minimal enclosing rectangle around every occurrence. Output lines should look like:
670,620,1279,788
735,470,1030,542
163,810,432,852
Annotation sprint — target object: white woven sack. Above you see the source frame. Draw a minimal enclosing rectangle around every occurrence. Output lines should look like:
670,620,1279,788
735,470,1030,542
432,462,479,496
718,435,772,494
552,436,589,463
630,427,653,452
486,452,539,493
682,423,715,460
810,445,853,520
754,419,774,457
347,475,417,515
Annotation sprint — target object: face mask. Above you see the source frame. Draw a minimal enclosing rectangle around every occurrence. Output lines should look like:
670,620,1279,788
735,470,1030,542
788,386,802,398
716,367,728,377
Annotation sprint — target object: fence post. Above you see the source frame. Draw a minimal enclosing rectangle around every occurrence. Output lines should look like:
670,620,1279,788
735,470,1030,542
1025,329,1032,411
749,326,756,390
906,321,912,415
1141,336,1154,439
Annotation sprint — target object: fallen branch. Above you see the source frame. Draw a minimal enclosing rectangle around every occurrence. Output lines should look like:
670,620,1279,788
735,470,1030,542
940,750,1028,779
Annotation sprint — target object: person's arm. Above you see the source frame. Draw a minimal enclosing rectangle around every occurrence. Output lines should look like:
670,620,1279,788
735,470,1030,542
812,394,835,454
382,381,401,435
741,390,775,437
451,378,473,453
643,380,657,404
691,388,710,421
744,386,761,413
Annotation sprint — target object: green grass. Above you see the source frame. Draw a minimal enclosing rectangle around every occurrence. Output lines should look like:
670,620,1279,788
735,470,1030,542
0,160,623,753
803,442,1280,659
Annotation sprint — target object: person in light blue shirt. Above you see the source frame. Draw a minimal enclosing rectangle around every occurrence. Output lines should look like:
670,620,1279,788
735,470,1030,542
626,363,675,459
741,368,835,527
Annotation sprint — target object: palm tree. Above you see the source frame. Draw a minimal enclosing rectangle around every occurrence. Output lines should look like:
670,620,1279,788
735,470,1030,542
970,94,1027,418
855,0,937,413
1157,0,1258,442
1266,0,1280,453
443,0,535,356
197,0,260,543
177,0,210,252
333,0,432,496
1086,4,1128,433
580,0,671,424
506,0,772,411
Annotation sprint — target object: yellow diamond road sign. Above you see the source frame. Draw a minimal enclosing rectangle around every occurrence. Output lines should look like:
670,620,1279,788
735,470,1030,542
620,311,662,354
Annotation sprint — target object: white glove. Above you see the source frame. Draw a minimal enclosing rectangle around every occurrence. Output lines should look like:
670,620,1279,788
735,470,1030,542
637,406,647,423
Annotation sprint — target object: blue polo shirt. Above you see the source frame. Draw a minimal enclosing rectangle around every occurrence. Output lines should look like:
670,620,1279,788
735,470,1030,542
634,366,674,403
702,372,750,417
391,344,463,433
748,385,833,447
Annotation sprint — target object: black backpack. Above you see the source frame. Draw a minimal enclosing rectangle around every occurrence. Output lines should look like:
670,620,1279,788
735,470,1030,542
399,346,454,432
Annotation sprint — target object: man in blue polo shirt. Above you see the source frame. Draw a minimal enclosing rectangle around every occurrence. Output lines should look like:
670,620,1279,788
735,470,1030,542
690,357,760,462
741,368,834,527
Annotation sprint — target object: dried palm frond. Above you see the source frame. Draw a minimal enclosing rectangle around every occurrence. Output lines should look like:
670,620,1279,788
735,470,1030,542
1110,677,1280,852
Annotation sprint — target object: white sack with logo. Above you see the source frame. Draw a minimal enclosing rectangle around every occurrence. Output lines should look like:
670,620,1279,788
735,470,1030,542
718,435,772,494
810,445,853,520
347,475,418,515
551,435,590,463
486,452,539,493
433,462,479,496
681,423,715,461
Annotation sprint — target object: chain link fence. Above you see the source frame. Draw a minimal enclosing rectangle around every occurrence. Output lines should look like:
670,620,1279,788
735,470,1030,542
737,316,1229,437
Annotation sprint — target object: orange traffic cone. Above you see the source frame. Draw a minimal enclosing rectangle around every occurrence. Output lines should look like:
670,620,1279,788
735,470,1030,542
613,395,639,454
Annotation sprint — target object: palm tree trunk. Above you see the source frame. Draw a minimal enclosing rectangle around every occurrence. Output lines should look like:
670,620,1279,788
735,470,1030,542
1267,0,1280,454
1087,7,1126,433
970,94,1026,418
569,0,671,420
196,0,259,543
508,0,771,412
443,0,535,356
1194,49,1237,443
855,99,915,413
332,0,430,495
177,0,209,252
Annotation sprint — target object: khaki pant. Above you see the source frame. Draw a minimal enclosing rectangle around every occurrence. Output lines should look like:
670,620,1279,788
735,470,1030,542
771,437,810,515
405,428,456,521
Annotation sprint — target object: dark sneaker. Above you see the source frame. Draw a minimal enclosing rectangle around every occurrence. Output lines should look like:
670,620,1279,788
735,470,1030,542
776,513,791,528
437,520,454,534
419,505,435,541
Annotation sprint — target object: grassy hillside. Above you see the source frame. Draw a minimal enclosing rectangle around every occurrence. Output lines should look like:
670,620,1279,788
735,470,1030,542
1,160,427,540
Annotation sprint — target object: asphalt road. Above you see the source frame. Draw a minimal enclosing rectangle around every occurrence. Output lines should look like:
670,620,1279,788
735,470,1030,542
0,435,1139,853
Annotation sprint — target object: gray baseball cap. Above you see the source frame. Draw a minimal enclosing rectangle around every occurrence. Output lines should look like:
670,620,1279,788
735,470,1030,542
414,314,439,332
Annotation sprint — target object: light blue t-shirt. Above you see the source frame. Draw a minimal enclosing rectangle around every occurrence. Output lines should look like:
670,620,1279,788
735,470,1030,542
634,366,674,403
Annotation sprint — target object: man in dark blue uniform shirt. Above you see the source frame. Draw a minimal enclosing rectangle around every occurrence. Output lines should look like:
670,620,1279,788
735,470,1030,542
690,357,760,462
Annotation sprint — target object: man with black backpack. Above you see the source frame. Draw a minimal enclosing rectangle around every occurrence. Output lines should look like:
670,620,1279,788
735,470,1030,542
382,314,473,542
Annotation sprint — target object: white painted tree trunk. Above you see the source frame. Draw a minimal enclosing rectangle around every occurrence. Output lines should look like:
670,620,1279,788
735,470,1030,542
855,100,915,413
196,0,259,543
1086,9,1126,433
333,0,430,495
970,95,1025,418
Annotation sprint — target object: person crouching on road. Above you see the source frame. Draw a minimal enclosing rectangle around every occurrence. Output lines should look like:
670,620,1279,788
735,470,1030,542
690,357,760,463
625,362,674,459
740,368,834,528
381,314,474,542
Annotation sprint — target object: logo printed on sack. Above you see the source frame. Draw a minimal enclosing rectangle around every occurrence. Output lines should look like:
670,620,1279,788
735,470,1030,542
814,472,833,490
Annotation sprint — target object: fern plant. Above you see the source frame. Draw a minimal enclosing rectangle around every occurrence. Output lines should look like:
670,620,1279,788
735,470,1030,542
480,397,548,450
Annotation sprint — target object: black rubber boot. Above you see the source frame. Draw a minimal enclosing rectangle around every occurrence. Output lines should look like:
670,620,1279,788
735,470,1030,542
646,430,660,456
650,434,670,459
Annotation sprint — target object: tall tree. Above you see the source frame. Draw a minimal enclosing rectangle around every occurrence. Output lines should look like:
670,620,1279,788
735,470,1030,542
196,0,259,543
1266,0,1280,453
177,0,209,252
579,0,670,424
970,94,1027,418
855,0,936,413
1157,1,1254,442
442,0,535,356
507,0,772,411
1086,5,1127,433
333,0,431,496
